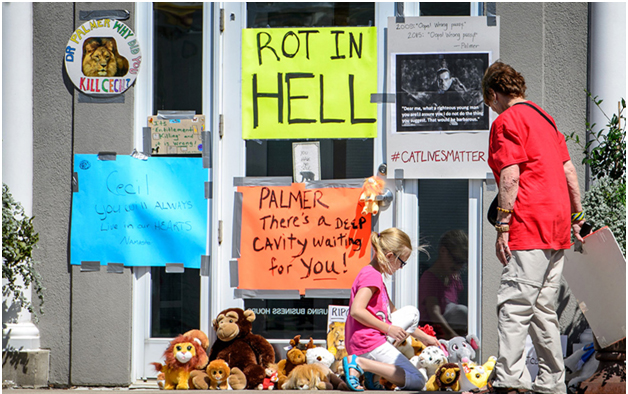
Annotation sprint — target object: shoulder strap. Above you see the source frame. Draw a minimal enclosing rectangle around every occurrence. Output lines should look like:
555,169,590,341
512,102,557,132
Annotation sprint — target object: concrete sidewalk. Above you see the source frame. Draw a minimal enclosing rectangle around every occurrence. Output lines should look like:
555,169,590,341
2,390,432,394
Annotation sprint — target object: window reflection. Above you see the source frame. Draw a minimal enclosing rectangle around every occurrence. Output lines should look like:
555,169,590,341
418,180,469,339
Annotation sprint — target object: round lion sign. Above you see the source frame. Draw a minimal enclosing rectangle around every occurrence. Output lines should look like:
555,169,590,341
64,19,141,95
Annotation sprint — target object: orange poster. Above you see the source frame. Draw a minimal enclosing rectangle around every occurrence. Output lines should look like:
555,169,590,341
237,184,371,294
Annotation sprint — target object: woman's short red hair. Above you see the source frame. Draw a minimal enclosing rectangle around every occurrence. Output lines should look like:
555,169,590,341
482,61,527,104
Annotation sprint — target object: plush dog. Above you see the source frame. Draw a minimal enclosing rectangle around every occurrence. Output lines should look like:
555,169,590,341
281,363,332,390
425,363,461,391
208,308,275,389
410,345,449,387
305,346,348,390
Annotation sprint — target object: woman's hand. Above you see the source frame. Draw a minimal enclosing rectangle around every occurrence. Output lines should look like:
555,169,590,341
496,232,511,266
572,219,586,243
387,325,409,346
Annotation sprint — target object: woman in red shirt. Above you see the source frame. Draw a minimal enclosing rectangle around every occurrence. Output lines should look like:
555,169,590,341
480,62,586,394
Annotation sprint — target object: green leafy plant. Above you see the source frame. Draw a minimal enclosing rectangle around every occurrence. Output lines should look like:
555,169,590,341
568,93,626,181
2,183,44,321
567,93,626,254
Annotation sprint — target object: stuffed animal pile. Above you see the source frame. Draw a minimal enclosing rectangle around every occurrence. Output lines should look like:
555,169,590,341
153,308,274,390
152,313,497,391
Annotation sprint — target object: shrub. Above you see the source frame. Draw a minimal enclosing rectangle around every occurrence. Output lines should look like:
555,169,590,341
567,93,625,255
2,183,44,321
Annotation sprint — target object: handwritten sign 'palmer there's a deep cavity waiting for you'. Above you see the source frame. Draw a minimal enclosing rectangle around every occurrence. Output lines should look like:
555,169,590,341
236,183,371,294
70,154,207,268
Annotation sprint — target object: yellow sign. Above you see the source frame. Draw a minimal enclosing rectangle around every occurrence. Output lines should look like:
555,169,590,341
242,27,378,140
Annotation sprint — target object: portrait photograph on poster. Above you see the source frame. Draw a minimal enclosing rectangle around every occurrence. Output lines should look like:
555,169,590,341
395,52,489,132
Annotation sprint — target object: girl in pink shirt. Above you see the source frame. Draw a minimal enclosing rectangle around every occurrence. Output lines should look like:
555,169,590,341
343,228,440,391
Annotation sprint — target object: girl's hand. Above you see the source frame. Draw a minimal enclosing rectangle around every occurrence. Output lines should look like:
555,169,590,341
387,325,409,345
421,334,440,348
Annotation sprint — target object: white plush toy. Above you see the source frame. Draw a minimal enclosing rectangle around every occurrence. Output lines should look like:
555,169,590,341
410,345,449,387
305,346,335,368
564,343,599,390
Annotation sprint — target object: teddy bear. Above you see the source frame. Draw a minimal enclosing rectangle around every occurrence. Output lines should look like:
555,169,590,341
277,335,311,389
152,334,208,390
439,334,480,363
425,363,461,391
410,345,449,387
458,356,497,391
207,308,275,390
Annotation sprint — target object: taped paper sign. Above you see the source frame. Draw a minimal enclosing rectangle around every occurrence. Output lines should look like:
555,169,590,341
71,155,208,268
386,16,500,179
237,184,371,294
148,115,205,155
241,27,378,139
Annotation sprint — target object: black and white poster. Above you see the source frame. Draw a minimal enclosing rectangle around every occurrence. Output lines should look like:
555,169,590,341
395,52,489,132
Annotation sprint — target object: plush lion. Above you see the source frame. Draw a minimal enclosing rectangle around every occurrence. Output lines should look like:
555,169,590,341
426,363,461,391
208,308,275,390
82,37,129,77
152,335,206,390
207,359,230,390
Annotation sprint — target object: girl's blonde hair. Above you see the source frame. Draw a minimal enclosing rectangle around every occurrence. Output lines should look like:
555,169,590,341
371,228,425,276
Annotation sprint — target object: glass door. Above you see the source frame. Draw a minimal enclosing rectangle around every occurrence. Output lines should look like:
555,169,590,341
242,1,377,358
132,2,207,381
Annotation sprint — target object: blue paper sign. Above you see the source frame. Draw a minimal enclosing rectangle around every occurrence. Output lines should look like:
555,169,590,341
71,154,208,268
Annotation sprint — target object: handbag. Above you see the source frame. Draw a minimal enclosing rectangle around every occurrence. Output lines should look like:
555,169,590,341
486,102,558,225
487,195,499,226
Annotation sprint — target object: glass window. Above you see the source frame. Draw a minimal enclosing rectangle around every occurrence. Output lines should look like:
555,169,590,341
151,268,200,337
153,2,204,114
420,3,472,16
246,298,349,339
418,179,469,340
243,2,375,339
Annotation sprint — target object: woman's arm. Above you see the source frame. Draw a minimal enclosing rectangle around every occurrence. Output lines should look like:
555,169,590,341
496,164,519,265
564,160,585,242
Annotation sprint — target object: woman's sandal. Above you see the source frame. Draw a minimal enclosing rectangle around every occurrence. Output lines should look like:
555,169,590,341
342,355,365,392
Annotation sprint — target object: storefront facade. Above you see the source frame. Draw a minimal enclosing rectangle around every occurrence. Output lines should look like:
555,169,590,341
3,1,624,387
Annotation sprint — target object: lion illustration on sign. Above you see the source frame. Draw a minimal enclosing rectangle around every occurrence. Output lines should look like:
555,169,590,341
82,37,129,77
